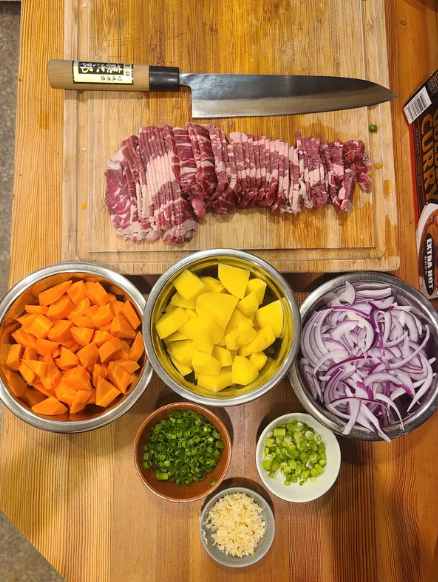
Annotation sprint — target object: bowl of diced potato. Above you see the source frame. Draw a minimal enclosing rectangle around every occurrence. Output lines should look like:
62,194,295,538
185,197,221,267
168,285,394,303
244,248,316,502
0,262,152,433
143,249,301,406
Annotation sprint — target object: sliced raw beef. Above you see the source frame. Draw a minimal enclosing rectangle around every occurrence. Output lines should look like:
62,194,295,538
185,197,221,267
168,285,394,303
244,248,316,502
343,140,373,192
301,136,328,209
106,123,373,244
209,129,237,214
288,146,301,214
105,149,153,242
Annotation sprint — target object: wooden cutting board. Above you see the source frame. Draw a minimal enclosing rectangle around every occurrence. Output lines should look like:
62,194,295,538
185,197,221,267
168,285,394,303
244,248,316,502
62,0,398,274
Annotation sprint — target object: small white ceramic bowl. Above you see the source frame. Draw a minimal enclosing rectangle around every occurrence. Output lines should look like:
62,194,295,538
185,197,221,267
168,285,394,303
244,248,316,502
200,486,275,567
256,413,341,503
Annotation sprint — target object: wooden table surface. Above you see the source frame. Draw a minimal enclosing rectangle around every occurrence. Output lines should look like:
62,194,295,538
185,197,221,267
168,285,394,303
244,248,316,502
1,1,438,581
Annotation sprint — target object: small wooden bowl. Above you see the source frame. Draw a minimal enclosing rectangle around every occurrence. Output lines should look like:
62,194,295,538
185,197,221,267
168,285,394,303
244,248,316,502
134,402,232,502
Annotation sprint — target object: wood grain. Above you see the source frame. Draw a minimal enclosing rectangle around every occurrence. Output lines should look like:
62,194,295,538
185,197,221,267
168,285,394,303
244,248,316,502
61,0,399,274
1,1,438,582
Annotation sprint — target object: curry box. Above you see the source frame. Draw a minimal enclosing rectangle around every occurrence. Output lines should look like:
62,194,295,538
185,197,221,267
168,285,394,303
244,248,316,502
404,69,438,298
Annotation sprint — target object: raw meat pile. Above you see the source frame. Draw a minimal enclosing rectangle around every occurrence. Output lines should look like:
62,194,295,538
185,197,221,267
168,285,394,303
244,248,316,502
105,123,372,244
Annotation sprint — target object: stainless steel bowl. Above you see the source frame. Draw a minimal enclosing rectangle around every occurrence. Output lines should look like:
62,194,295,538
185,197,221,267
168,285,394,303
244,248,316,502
0,262,153,433
143,249,301,407
290,273,438,440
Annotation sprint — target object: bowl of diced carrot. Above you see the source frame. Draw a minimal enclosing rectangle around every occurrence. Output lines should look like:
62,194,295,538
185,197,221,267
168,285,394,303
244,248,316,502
0,262,152,433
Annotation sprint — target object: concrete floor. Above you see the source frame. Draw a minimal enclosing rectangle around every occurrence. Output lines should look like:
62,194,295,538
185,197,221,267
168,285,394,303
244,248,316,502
0,4,65,581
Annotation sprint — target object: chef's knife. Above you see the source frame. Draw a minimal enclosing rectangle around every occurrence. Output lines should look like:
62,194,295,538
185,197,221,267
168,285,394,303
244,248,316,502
48,60,396,118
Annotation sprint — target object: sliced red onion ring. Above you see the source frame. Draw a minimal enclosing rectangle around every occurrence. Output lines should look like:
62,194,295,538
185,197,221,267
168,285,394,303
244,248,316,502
300,281,435,442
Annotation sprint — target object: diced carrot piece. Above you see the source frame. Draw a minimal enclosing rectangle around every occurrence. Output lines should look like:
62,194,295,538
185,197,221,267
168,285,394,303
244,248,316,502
121,300,141,330
55,384,78,406
98,337,124,363
22,360,47,378
116,359,140,374
18,362,36,385
100,321,111,332
107,293,117,303
92,304,114,328
39,281,73,306
6,344,23,371
12,328,37,349
32,397,68,415
57,336,78,350
34,383,56,398
68,297,91,319
112,301,124,316
63,366,92,391
109,285,122,296
85,282,109,306
59,347,79,369
47,320,73,342
46,295,74,321
17,313,38,328
26,314,54,339
108,362,133,394
95,376,121,407
84,304,99,318
77,342,99,368
53,346,61,358
93,330,114,347
92,363,107,388
88,390,96,404
67,280,87,306
71,315,96,329
22,388,47,408
70,389,92,414
129,332,144,361
1,367,27,397
71,327,94,347
110,315,136,339
23,346,38,361
25,305,49,314
35,338,59,356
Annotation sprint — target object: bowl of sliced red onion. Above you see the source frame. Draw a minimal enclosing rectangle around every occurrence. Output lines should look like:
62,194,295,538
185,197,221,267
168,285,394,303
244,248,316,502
289,273,438,442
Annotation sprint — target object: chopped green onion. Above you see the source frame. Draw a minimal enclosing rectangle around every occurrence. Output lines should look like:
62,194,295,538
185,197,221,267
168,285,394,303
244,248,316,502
144,410,224,486
262,420,327,486
369,124,378,133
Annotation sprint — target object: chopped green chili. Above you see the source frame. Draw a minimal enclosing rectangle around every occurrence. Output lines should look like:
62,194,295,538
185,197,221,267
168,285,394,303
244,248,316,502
144,410,224,486
262,420,327,486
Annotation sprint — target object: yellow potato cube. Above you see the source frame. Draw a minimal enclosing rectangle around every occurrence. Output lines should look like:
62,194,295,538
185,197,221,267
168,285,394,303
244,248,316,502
173,269,205,300
212,346,233,367
200,276,225,294
225,329,241,351
236,322,257,345
246,325,276,353
165,304,178,313
196,292,238,329
256,299,284,338
186,309,198,318
170,356,193,377
237,292,259,316
192,352,221,376
197,367,233,392
156,307,189,339
192,330,215,355
170,292,197,310
249,352,268,371
225,308,254,334
167,340,194,367
229,349,238,360
246,278,267,304
237,344,251,357
218,264,250,299
163,331,189,345
217,336,226,347
232,356,259,385
179,316,223,344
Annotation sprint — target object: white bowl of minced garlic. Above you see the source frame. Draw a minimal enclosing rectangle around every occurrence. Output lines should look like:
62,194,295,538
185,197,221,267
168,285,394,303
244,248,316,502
200,487,275,567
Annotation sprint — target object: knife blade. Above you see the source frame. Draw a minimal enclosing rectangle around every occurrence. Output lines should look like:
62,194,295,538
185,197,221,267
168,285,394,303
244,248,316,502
48,60,396,118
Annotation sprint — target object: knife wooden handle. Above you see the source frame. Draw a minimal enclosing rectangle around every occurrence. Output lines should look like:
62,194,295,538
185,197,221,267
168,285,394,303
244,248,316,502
47,60,179,92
